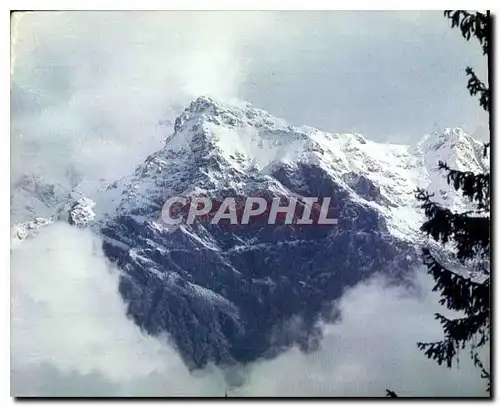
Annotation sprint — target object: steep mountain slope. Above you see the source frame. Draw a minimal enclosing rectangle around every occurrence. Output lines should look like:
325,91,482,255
10,174,97,247
415,128,489,212
10,174,70,224
10,175,69,249
11,96,489,368
89,97,487,367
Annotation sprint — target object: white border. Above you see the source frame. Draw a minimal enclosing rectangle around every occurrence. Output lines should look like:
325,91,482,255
4,1,500,11
3,2,498,406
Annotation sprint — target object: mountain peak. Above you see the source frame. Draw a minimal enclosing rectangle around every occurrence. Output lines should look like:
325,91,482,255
181,96,224,119
418,127,473,151
12,96,489,369
173,96,291,135
82,97,489,241
416,127,488,175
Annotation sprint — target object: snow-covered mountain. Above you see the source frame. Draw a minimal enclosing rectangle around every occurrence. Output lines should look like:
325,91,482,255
11,96,489,368
10,174,70,224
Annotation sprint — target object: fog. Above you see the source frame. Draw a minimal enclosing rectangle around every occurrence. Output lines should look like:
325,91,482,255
11,11,488,188
11,224,488,397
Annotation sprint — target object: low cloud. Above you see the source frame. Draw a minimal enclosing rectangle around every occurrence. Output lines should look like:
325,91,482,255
234,273,488,397
10,11,274,186
11,11,488,189
11,223,226,396
10,223,489,397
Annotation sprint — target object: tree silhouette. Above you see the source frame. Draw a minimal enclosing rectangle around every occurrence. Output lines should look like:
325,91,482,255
415,10,491,393
385,389,398,398
444,11,490,112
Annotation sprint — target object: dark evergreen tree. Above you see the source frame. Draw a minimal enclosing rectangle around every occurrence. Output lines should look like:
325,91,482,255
415,10,491,393
385,389,398,398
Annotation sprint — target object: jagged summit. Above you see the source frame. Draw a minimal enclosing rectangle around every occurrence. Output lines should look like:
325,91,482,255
414,127,489,211
169,97,479,176
417,127,488,173
173,96,290,133
12,97,488,241
94,97,487,241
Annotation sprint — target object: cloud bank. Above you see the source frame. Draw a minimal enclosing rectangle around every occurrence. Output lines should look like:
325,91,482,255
10,11,273,185
11,223,226,397
11,11,488,189
11,224,489,397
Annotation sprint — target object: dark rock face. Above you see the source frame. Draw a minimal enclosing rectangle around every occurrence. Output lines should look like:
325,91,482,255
342,172,383,203
68,198,96,227
100,162,417,368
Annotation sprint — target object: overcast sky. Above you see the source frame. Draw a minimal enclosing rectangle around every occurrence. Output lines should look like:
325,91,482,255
241,11,489,143
11,11,489,183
